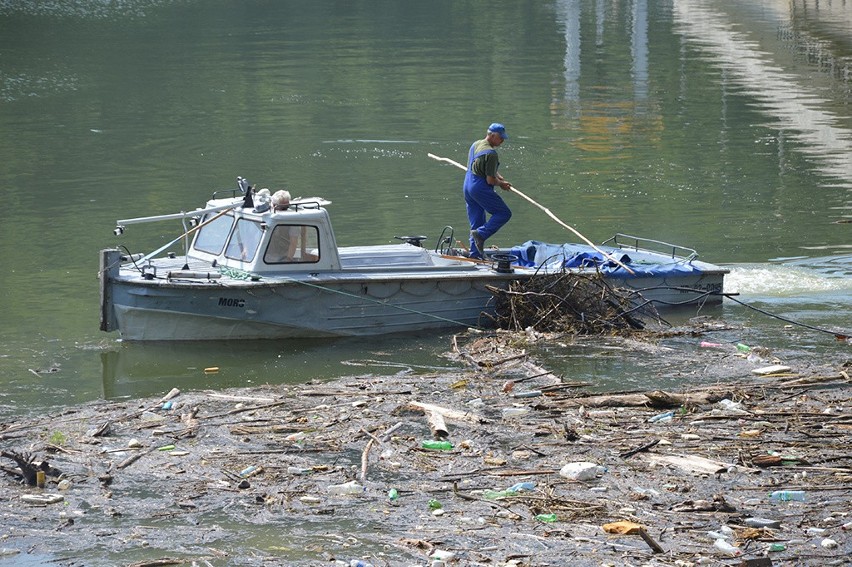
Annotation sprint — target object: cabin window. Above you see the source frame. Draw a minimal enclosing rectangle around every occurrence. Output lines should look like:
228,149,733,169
264,225,320,264
224,218,264,261
193,213,234,255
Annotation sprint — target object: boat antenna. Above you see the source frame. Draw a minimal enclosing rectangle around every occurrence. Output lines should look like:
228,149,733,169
237,176,254,208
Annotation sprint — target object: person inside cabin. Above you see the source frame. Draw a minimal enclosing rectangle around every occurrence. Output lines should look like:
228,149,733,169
271,189,292,213
266,190,319,263
463,122,513,259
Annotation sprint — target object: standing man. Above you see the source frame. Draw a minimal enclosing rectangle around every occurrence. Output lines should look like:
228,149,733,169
463,122,513,258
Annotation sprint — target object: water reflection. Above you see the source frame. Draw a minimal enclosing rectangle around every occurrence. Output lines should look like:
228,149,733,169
788,0,852,50
631,0,649,102
100,334,460,401
672,0,852,187
0,0,174,19
555,0,581,108
554,0,650,110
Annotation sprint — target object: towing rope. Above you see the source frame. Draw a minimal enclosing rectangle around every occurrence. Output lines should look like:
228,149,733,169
720,293,850,341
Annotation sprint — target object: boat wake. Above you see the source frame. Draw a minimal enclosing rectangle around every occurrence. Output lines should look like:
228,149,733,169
726,255,852,297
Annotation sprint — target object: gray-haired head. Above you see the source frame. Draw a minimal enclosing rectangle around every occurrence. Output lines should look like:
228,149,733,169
272,190,291,210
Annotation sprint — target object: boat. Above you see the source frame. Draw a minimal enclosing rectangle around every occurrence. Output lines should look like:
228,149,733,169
99,177,728,341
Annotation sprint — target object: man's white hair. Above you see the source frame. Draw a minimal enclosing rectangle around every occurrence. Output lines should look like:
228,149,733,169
272,190,291,209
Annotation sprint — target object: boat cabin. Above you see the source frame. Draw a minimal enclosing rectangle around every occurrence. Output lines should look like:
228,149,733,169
189,197,342,274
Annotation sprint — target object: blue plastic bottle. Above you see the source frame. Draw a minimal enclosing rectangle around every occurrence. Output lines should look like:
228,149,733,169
769,490,805,502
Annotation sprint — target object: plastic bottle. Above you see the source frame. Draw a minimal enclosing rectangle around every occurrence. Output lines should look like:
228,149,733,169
736,343,751,352
768,543,786,552
327,480,364,496
483,489,517,500
239,465,259,478
513,390,542,398
559,462,606,481
717,399,742,411
648,410,674,423
713,538,742,556
769,490,805,502
535,513,558,522
507,482,535,492
428,549,455,561
421,440,453,451
744,517,781,529
502,407,529,419
633,486,660,497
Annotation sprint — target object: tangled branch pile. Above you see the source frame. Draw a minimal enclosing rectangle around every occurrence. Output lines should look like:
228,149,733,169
486,272,659,334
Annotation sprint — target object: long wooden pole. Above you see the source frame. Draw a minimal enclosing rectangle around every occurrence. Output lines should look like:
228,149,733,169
427,153,634,274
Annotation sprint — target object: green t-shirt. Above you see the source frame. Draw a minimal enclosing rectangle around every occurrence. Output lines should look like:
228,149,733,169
470,138,499,179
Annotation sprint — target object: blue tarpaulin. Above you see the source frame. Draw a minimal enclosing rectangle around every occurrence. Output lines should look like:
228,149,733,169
509,241,701,278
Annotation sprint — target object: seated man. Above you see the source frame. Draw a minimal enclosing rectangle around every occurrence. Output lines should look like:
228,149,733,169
265,190,319,263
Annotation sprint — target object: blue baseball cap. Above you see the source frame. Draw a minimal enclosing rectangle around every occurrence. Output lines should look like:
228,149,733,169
488,122,508,139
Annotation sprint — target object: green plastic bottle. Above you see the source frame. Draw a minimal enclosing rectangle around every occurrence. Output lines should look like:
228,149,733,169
421,440,453,451
483,489,517,500
535,513,558,523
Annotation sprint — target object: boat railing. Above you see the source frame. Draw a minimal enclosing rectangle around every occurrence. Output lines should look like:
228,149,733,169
289,199,326,211
212,188,242,200
602,233,699,262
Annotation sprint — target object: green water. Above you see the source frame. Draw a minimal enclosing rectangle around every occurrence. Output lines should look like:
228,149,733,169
1,1,851,565
0,0,849,412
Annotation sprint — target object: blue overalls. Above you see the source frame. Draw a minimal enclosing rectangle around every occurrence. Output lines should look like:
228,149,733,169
463,143,512,258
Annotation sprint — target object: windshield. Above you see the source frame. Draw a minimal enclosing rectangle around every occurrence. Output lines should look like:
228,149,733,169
225,218,264,262
193,213,234,255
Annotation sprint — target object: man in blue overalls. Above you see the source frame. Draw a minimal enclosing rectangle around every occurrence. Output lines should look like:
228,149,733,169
463,123,513,258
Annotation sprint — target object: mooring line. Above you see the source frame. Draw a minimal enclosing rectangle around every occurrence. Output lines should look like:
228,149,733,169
720,293,849,341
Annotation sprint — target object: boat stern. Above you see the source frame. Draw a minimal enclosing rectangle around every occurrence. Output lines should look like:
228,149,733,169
99,248,122,332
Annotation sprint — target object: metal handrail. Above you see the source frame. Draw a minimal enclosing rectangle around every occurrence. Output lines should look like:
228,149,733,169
116,202,238,227
601,233,699,262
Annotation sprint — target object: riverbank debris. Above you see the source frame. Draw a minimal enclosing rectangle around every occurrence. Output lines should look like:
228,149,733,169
485,272,660,333
0,331,848,564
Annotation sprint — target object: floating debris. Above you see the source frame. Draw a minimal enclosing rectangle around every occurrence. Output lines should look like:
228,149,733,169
485,272,661,334
0,330,847,564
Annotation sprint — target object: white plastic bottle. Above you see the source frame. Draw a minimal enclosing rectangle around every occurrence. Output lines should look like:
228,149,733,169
326,480,364,496
559,462,606,481
502,407,529,419
713,538,741,556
